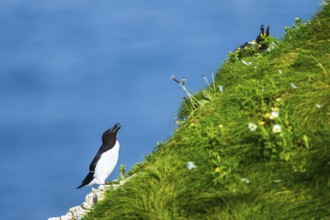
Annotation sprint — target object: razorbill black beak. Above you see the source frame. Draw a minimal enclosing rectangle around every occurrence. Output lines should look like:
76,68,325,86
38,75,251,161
110,123,121,133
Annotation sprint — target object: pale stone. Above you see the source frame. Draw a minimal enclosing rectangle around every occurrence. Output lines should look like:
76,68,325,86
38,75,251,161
95,191,105,201
81,201,93,210
48,175,136,220
85,192,97,205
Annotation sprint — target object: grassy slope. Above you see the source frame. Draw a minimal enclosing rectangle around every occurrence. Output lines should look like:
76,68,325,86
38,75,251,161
85,3,330,220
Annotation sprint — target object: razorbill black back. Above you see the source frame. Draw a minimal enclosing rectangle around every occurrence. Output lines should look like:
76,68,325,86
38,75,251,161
77,123,121,189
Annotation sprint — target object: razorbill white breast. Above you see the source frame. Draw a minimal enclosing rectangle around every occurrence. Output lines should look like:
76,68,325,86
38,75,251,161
77,123,121,189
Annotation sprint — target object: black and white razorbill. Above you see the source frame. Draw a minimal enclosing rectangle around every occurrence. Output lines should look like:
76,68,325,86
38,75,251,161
77,123,121,189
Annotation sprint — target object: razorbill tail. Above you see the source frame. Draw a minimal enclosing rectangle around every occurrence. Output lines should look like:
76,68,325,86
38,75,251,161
77,123,121,189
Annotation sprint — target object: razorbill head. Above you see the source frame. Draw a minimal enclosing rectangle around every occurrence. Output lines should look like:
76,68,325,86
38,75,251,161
77,123,121,189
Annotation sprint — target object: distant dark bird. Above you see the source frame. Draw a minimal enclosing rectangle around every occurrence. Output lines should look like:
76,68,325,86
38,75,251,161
255,24,270,50
77,123,121,189
236,24,270,51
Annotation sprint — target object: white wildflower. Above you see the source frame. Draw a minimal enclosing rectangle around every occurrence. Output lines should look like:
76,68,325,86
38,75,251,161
316,104,322,108
278,69,283,74
273,179,282,183
242,60,252,66
273,124,282,133
290,82,298,89
269,111,279,120
241,178,250,184
187,161,197,170
218,85,224,92
248,123,257,131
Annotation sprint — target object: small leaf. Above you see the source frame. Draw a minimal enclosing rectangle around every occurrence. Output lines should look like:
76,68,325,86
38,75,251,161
202,90,211,100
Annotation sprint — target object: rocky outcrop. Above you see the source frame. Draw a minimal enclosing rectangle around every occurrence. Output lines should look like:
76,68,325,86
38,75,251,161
48,178,130,220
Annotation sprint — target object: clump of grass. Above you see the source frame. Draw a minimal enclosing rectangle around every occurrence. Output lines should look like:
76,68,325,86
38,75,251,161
84,2,330,220
170,75,202,109
176,73,223,119
227,35,279,63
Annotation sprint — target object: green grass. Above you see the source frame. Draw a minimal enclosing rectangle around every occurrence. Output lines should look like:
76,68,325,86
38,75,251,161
84,2,330,219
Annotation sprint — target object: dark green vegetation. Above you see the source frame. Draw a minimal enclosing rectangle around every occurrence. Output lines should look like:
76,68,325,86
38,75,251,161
85,3,329,219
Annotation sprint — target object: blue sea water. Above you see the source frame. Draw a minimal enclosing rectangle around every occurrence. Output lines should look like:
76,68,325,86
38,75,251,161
0,1,319,219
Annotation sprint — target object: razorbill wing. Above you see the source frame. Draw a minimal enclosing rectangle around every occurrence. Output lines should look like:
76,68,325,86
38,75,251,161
77,123,121,189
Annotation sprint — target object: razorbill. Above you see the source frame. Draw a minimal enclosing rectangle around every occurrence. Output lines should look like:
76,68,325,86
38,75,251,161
77,123,121,189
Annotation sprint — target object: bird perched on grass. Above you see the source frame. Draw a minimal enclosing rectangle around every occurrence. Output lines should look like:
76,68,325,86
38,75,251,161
230,24,271,61
77,123,121,189
237,24,270,51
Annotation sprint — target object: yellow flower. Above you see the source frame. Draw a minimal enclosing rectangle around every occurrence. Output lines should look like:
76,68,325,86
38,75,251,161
215,167,221,173
263,113,271,118
271,107,279,112
258,121,265,126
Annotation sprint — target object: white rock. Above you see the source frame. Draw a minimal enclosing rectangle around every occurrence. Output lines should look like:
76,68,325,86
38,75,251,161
81,201,93,210
85,192,97,205
98,184,111,191
48,176,136,220
49,176,136,220
95,191,105,201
